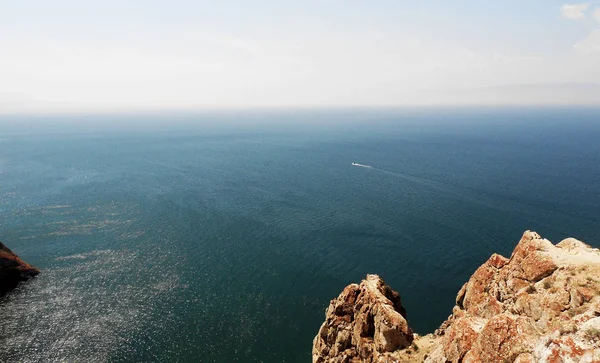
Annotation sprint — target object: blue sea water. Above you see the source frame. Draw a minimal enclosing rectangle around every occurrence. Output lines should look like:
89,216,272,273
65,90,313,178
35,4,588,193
0,108,599,362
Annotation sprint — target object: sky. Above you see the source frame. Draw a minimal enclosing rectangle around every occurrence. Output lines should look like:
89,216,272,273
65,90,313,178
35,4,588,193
0,0,599,113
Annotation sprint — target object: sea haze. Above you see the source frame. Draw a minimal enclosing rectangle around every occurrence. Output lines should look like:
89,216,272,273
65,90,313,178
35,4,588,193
1,108,599,362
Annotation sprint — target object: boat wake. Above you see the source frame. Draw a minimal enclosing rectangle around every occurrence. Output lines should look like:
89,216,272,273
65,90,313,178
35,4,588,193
351,162,372,168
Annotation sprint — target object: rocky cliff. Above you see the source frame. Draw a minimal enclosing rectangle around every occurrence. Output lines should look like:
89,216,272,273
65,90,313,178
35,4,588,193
313,274,414,362
313,231,600,362
0,241,40,296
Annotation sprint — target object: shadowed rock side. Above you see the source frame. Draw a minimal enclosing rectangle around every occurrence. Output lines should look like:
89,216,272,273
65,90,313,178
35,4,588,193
0,241,40,296
313,231,600,362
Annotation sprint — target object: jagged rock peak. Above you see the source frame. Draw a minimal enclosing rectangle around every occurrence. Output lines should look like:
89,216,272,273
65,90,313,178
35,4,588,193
0,241,40,296
312,274,414,363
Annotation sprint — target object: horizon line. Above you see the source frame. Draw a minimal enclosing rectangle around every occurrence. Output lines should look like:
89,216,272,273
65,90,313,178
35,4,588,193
2,104,600,117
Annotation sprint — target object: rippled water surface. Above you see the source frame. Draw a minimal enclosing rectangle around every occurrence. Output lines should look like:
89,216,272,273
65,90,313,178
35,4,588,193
1,109,599,362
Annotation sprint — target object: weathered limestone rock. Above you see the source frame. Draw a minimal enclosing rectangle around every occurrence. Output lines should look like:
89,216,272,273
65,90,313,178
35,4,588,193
312,274,413,363
314,231,600,362
0,241,39,296
427,231,600,363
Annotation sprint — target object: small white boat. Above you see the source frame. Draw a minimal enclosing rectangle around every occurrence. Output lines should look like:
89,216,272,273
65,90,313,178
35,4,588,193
352,162,372,168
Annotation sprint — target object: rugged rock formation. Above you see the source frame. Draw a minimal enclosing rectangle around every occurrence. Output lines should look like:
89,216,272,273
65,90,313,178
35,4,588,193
427,231,600,363
313,231,600,362
0,241,40,296
313,274,414,362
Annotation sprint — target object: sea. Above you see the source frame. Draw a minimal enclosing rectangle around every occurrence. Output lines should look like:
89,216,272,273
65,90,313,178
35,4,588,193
0,108,598,362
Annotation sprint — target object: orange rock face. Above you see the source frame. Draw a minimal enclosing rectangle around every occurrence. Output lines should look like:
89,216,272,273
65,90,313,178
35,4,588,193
427,231,600,363
0,241,40,296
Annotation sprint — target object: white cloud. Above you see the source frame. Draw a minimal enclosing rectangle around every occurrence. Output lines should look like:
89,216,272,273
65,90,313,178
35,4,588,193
593,7,600,22
562,3,590,19
574,29,600,55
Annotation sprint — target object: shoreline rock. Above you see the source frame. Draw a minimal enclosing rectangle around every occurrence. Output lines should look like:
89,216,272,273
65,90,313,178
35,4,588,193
313,231,600,362
313,274,413,362
0,241,40,296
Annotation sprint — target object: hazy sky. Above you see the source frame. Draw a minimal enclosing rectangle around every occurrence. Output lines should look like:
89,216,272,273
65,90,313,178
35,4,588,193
1,0,599,113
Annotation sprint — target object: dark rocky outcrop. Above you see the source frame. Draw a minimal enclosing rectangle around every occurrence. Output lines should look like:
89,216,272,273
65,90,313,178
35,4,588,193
0,241,39,296
313,231,600,362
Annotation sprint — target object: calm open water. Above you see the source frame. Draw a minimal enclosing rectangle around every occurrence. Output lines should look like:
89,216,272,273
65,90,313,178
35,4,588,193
0,108,599,362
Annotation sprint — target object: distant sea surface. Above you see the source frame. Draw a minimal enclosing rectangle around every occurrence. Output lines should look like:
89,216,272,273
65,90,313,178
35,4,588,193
1,108,599,362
